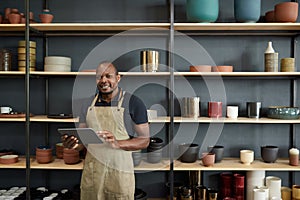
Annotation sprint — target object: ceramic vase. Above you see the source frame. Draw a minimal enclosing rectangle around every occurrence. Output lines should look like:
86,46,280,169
234,0,261,23
186,0,219,23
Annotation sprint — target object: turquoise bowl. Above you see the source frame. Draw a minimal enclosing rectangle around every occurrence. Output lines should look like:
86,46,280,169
234,0,261,23
186,0,219,23
267,106,300,120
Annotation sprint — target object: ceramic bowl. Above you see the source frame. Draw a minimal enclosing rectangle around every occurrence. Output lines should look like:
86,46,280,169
147,151,162,163
149,137,164,148
274,2,298,23
265,10,275,22
0,155,18,164
267,106,300,119
132,150,142,166
212,65,233,72
190,65,212,72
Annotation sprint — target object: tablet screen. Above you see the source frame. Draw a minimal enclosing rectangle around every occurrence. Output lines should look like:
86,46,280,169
58,128,103,146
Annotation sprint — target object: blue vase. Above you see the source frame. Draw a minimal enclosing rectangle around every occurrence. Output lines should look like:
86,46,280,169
186,0,219,23
234,0,261,23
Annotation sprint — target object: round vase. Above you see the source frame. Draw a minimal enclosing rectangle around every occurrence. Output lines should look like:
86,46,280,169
186,0,219,23
234,0,261,23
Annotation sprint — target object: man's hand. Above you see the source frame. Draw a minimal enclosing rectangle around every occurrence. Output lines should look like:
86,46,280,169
61,134,79,150
98,130,120,149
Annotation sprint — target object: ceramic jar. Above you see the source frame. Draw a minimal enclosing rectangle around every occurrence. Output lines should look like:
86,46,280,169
186,0,219,23
234,0,261,23
36,145,53,164
39,9,54,23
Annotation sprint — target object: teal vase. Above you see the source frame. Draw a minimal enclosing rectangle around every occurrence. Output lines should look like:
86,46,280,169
186,0,219,23
234,0,261,23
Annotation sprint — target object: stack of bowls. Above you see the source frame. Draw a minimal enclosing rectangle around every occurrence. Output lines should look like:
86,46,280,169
55,143,64,159
132,150,142,166
18,40,36,72
63,148,80,164
147,137,164,163
44,56,71,72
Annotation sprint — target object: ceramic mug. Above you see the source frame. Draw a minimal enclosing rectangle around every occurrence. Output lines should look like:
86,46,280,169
226,106,238,119
208,101,222,118
0,106,12,114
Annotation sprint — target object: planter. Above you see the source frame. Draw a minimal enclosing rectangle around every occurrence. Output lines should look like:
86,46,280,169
234,0,261,23
186,0,219,23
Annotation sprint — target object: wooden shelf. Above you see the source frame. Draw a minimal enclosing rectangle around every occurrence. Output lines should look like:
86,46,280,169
0,115,78,123
174,23,300,32
174,158,300,171
175,72,300,77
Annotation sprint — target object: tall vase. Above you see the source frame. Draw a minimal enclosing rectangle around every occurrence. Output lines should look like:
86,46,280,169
234,0,261,23
186,0,219,23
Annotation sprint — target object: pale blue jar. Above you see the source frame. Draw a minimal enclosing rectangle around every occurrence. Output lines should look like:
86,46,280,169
186,0,219,23
234,0,261,23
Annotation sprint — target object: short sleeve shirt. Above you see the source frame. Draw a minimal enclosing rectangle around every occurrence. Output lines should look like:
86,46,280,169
79,88,148,137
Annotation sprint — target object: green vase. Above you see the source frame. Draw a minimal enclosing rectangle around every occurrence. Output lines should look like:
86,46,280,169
186,0,219,23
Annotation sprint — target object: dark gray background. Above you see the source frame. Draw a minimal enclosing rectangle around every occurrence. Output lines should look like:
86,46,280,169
0,0,299,198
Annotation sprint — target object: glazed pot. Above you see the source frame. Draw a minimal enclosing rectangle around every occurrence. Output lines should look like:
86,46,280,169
234,0,261,23
261,145,279,163
179,143,199,163
274,2,298,23
36,146,53,164
186,0,219,23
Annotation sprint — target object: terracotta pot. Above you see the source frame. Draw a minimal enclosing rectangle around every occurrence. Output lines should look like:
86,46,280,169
56,143,64,159
63,148,80,164
274,2,298,23
190,65,212,72
39,13,54,23
36,146,53,164
8,12,21,24
212,65,233,72
36,155,53,164
265,10,275,22
201,152,215,167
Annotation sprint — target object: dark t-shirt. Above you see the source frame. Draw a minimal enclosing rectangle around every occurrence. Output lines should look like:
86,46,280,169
79,88,148,137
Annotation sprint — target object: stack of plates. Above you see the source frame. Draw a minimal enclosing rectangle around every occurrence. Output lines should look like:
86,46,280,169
44,56,71,72
18,40,36,72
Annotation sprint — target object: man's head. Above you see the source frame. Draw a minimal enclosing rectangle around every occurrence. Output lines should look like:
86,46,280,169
96,61,120,95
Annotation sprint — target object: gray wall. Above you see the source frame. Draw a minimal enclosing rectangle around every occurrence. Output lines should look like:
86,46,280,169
0,0,299,198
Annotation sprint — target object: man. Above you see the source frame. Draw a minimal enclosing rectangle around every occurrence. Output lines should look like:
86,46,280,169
63,61,150,200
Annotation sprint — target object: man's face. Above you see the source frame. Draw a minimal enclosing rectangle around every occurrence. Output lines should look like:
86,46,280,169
96,64,120,94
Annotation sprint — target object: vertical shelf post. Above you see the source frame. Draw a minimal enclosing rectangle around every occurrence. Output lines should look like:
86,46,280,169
25,0,31,199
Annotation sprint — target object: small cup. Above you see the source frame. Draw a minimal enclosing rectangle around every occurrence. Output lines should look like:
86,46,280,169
207,145,224,163
261,145,279,163
226,106,238,119
281,187,292,200
201,152,215,167
289,148,299,166
292,185,300,200
247,102,261,118
208,101,222,118
240,149,254,165
280,58,295,72
0,106,12,114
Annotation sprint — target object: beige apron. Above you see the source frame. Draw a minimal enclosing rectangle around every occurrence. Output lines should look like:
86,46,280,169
80,91,135,200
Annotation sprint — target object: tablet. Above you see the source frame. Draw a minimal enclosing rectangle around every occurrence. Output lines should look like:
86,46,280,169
58,128,103,146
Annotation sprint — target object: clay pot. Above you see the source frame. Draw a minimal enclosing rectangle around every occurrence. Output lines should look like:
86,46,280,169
212,65,233,72
274,2,298,23
55,143,64,159
36,146,53,164
8,11,21,24
39,13,54,23
201,152,215,167
179,143,199,163
63,148,80,164
0,155,18,164
265,10,275,22
261,145,279,163
190,65,212,72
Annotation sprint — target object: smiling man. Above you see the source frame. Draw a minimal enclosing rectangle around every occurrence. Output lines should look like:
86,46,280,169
63,61,150,200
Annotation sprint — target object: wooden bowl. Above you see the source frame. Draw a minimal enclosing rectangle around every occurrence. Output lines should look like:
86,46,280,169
275,2,298,22
0,155,18,164
190,65,212,72
212,65,233,72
